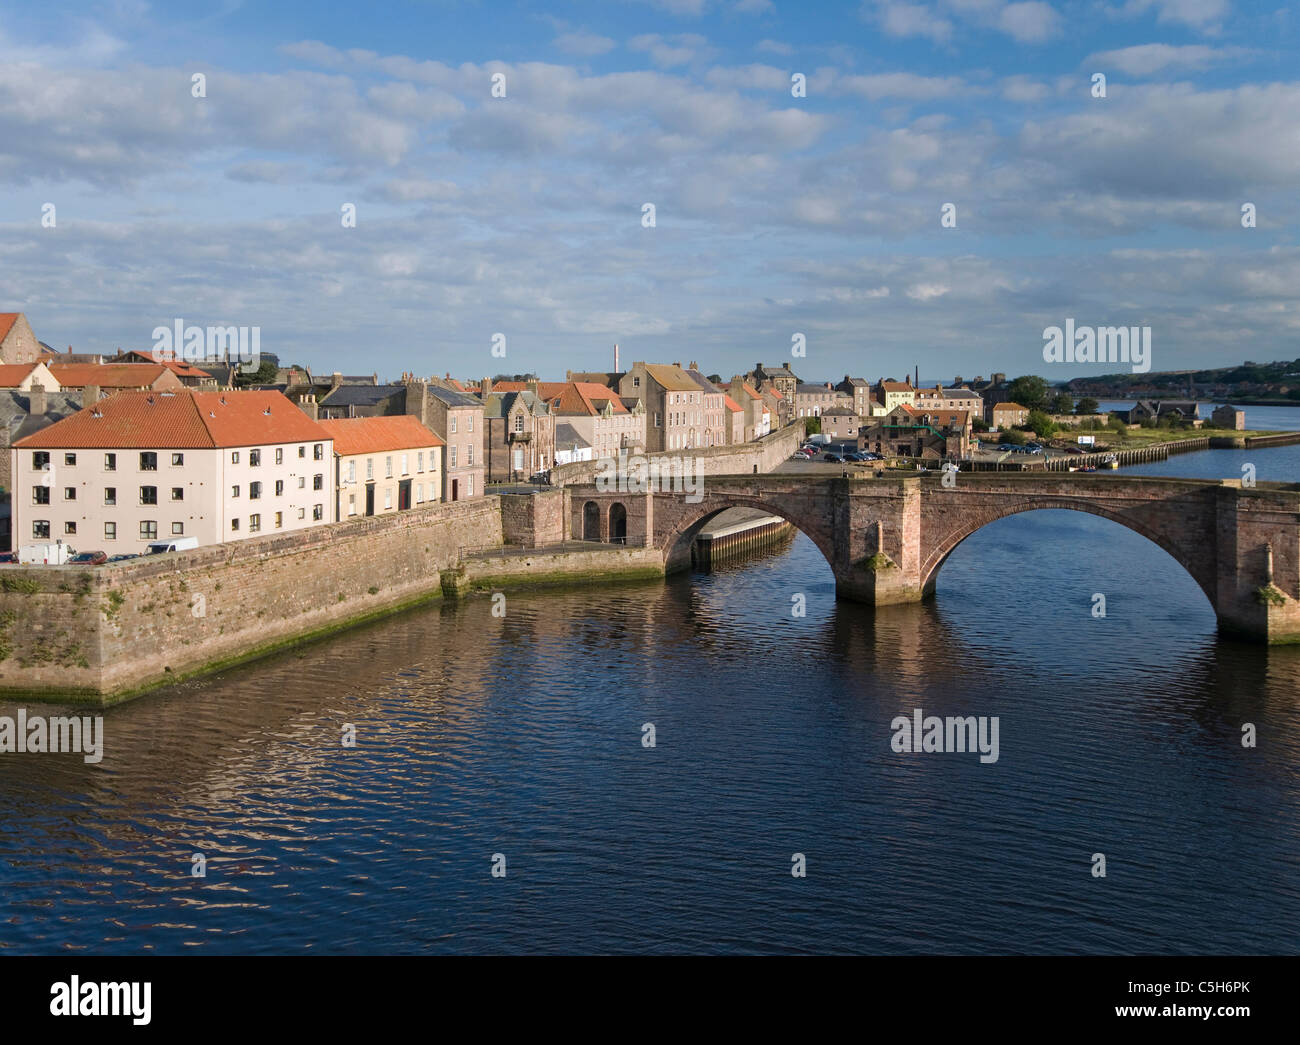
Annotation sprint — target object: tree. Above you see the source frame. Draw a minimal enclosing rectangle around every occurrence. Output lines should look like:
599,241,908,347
972,417,990,432
1049,393,1074,414
235,359,279,386
1005,375,1051,412
1075,397,1099,415
707,374,723,385
804,416,822,435
999,429,1027,445
1026,409,1057,437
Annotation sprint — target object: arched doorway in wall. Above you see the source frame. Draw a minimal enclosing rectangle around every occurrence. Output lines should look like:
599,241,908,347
583,501,600,541
609,503,628,544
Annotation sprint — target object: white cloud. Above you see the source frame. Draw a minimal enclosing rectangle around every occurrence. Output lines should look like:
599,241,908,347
554,32,617,56
1085,43,1248,76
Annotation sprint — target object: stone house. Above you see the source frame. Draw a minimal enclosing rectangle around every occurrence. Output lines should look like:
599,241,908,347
482,386,555,482
415,381,485,502
0,313,43,365
319,415,443,520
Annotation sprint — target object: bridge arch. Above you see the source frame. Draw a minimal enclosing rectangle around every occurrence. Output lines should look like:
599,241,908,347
659,495,837,574
920,497,1217,607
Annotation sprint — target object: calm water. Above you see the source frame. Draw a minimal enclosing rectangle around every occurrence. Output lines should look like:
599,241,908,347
1,447,1298,954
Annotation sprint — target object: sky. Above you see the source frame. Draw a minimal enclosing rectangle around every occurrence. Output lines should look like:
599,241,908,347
1,0,1297,385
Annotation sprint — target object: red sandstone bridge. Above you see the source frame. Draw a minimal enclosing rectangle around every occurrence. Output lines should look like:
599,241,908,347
563,472,1300,644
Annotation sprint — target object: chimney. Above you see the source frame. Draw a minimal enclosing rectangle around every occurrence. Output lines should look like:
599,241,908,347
331,371,343,390
527,379,539,397
614,343,619,373
85,384,100,406
481,377,491,396
914,364,919,386
29,382,47,416
299,394,319,421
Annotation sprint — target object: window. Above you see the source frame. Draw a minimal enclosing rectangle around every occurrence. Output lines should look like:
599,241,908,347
467,445,474,466
417,452,424,472
348,494,356,516
400,454,408,475
313,443,323,460
298,508,305,519
366,458,373,480
384,489,393,510
231,486,240,498
249,514,261,532
140,486,158,505
32,451,49,469
65,521,76,535
274,512,283,529
654,412,661,428
105,522,116,540
298,477,305,489
415,484,423,503
313,474,323,490
467,475,474,496
104,453,116,471
450,416,457,434
298,445,305,458
312,504,323,521
347,462,356,483
33,487,49,505
633,376,640,388
64,487,76,501
231,451,240,464
385,456,393,478
172,453,184,466
172,522,184,535
104,488,116,506
275,480,284,496
514,414,524,433
450,446,457,468
140,521,157,540
140,452,157,471
275,448,283,465
171,487,184,501
250,482,262,499
249,449,261,467
231,519,240,532
64,453,77,466
467,415,473,433
33,520,50,538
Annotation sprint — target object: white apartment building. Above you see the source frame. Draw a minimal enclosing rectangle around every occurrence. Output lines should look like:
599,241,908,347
12,389,334,551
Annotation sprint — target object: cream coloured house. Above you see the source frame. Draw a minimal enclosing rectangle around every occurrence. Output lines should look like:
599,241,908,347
318,416,444,520
12,389,333,550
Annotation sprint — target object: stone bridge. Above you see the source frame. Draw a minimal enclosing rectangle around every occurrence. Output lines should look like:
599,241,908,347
564,473,1300,643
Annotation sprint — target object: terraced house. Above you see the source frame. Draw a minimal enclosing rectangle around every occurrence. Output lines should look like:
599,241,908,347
543,380,645,462
480,386,554,482
318,416,443,519
12,389,334,551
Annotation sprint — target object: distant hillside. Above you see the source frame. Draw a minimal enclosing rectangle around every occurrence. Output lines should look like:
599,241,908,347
1064,358,1300,402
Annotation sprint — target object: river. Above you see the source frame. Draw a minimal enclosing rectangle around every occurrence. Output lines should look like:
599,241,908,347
1,445,1298,954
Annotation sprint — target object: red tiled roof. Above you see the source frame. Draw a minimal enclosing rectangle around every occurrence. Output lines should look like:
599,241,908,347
993,401,1027,412
318,416,444,455
723,394,742,413
118,350,214,378
47,363,175,387
900,405,971,427
547,381,630,416
0,313,19,342
16,390,331,449
492,381,568,400
0,363,39,387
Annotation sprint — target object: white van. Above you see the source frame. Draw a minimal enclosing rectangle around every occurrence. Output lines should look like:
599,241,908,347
145,537,199,555
19,542,74,565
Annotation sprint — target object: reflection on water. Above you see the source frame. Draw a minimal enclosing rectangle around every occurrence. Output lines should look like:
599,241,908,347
1,448,1298,954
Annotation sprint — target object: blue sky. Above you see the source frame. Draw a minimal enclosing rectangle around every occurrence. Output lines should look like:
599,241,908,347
1,0,1297,384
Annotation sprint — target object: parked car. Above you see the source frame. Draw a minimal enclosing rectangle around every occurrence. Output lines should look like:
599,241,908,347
68,551,108,565
0,552,17,564
822,452,844,463
528,470,551,485
107,553,140,564
844,451,867,462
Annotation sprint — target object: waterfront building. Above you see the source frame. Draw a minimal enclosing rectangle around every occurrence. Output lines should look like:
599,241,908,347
747,363,799,399
616,361,701,453
990,402,1029,429
684,364,728,449
859,405,971,460
544,381,644,462
12,389,334,551
417,381,485,501
0,313,43,365
914,384,984,414
1212,405,1245,430
794,382,849,419
875,378,917,411
319,415,443,520
820,406,861,442
835,376,874,417
481,387,555,481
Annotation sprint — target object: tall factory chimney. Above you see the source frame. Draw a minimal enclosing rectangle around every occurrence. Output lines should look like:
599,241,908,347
614,343,620,373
